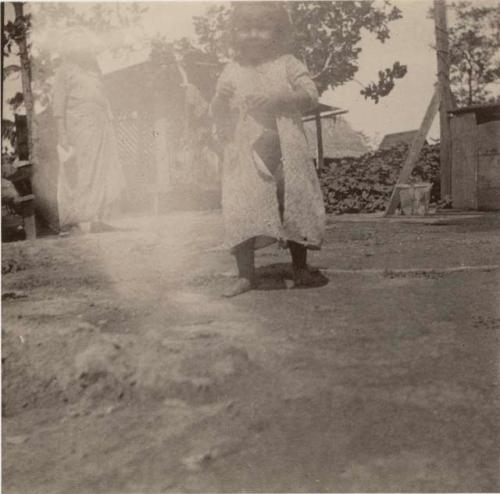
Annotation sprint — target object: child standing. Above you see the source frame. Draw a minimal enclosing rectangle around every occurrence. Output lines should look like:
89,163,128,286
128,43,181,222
210,2,326,297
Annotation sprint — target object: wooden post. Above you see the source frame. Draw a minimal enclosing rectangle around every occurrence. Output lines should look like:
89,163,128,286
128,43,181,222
315,109,324,170
385,89,440,216
153,117,169,214
21,197,36,240
434,0,453,201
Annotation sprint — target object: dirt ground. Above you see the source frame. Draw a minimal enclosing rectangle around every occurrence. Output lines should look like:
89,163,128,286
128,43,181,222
2,211,500,493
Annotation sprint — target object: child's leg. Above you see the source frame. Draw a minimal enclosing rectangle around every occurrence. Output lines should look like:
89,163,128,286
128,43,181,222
77,222,92,234
224,238,256,297
235,238,256,280
254,131,284,221
289,241,307,269
289,241,326,287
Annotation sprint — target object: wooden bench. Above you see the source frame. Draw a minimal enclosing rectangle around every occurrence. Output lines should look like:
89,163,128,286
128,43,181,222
2,159,36,240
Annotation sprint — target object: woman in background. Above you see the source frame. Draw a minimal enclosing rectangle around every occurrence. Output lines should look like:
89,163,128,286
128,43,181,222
52,27,125,234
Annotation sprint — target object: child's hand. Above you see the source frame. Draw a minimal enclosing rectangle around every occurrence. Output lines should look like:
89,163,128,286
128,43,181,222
245,92,293,113
58,134,71,152
183,83,205,106
216,80,235,100
245,93,269,110
248,90,311,114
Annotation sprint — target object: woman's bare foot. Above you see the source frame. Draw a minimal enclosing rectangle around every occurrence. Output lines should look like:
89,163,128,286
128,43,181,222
78,222,92,234
59,224,87,236
223,277,254,297
91,221,117,233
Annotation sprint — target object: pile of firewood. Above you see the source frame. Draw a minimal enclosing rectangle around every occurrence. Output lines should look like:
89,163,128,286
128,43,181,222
318,143,440,214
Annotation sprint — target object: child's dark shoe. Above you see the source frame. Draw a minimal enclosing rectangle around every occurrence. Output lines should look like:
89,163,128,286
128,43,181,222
293,267,328,288
223,277,255,297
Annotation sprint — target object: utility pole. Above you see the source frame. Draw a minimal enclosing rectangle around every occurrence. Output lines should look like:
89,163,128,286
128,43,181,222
386,1,455,215
434,0,453,201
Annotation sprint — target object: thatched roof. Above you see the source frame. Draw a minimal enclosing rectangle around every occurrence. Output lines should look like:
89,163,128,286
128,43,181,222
379,130,425,150
101,48,185,118
304,116,370,158
100,46,221,117
98,47,151,75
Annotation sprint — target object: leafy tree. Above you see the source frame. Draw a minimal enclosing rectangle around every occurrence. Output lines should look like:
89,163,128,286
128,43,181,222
2,2,151,161
3,3,149,111
191,1,407,101
448,1,500,106
2,3,34,157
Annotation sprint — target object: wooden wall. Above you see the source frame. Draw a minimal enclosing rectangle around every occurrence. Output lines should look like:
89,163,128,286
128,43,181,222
450,113,478,209
477,120,500,210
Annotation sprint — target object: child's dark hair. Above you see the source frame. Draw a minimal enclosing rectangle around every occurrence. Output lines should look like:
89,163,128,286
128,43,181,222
230,2,294,62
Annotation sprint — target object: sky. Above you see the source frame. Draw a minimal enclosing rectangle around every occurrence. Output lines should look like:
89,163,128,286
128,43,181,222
141,0,440,144
3,1,498,146
325,1,440,144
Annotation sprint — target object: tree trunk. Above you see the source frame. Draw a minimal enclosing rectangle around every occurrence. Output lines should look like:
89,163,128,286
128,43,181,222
13,2,35,161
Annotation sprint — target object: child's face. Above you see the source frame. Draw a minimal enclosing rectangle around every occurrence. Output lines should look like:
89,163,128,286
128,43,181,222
236,25,273,62
237,26,272,44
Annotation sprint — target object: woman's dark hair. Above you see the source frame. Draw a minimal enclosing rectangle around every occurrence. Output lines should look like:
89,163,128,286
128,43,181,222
230,2,295,62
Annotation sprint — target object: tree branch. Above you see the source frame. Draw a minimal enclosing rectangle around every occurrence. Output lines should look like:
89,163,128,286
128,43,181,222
311,51,334,80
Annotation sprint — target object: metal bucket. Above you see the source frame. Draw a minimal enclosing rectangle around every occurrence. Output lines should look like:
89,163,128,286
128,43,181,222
397,183,432,216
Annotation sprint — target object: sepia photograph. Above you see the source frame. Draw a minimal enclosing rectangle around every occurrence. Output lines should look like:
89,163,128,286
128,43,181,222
1,0,500,492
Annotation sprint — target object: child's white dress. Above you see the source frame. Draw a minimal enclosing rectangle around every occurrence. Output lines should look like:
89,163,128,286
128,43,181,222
216,54,326,252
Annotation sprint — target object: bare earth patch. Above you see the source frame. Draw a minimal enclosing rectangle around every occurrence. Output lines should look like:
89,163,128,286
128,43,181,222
2,212,500,493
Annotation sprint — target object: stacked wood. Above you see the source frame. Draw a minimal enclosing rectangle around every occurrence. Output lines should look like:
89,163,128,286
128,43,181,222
318,143,440,214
